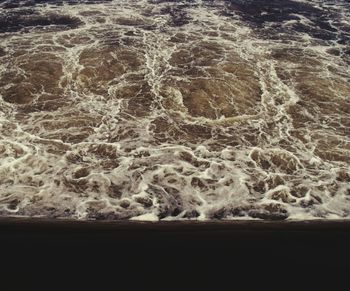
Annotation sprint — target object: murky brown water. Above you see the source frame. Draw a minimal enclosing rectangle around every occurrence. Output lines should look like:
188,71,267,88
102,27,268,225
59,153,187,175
0,0,349,221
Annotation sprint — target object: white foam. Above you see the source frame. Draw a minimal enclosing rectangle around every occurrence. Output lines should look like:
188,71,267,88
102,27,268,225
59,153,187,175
130,213,159,222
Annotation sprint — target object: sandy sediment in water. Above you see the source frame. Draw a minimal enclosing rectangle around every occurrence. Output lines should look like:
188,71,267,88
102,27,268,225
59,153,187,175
0,0,349,221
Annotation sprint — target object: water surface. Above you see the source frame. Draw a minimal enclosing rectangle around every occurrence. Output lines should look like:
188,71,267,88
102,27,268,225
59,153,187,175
0,0,349,221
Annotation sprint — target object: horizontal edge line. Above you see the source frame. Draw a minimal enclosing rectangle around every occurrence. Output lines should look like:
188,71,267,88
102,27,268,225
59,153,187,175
1,217,350,232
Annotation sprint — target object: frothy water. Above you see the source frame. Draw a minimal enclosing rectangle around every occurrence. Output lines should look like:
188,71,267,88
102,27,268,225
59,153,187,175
0,0,349,221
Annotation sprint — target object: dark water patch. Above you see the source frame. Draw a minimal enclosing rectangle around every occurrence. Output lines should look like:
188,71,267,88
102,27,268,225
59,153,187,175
0,0,113,9
337,33,350,45
0,47,5,57
0,11,83,33
293,24,334,41
223,0,322,25
208,204,289,220
160,5,192,27
219,0,349,44
147,0,197,27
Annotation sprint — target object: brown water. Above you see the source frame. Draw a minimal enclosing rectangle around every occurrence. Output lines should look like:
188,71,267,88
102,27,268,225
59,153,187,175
0,0,349,221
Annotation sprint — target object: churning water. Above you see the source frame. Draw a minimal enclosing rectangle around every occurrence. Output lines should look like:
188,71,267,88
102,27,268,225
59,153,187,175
0,0,349,221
